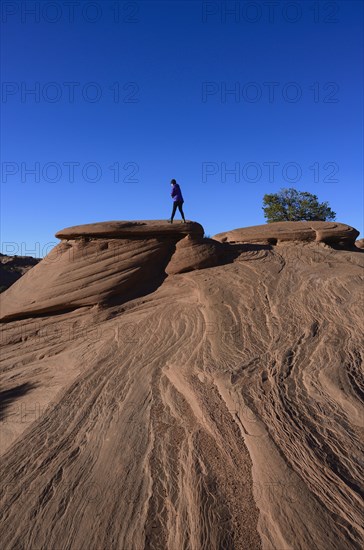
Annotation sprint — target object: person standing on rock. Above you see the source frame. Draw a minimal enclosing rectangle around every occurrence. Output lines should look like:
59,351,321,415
169,179,186,223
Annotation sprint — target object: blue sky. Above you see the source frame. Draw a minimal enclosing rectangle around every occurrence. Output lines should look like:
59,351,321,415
1,0,363,256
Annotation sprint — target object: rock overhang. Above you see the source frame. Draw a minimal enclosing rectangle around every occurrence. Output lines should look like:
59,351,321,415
55,220,204,240
213,221,359,247
0,220,205,321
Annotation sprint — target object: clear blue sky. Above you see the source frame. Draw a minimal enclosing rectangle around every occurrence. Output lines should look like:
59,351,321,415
1,0,363,256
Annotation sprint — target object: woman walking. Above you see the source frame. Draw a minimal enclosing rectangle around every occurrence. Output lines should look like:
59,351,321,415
169,179,186,223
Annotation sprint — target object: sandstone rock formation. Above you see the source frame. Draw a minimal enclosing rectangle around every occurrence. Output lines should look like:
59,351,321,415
213,220,359,246
0,220,363,550
55,219,204,240
0,221,204,321
355,238,364,249
165,234,225,275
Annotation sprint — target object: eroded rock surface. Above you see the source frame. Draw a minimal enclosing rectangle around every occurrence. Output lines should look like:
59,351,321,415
55,219,204,240
213,221,359,246
165,235,225,275
0,221,204,321
0,220,363,550
1,221,361,322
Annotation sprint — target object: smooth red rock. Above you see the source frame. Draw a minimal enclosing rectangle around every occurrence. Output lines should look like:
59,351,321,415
213,221,359,246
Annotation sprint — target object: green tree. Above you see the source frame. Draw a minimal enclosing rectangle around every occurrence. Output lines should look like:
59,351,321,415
262,188,336,223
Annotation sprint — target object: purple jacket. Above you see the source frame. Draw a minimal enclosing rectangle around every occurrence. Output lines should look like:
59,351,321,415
171,183,184,202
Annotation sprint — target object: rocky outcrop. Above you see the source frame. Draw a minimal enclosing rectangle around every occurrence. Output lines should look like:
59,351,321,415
0,254,40,292
1,220,361,322
55,220,204,240
355,238,364,249
165,235,224,274
213,221,359,247
1,219,363,550
0,221,205,321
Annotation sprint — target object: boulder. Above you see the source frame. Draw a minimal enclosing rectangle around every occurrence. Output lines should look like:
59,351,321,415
165,235,224,275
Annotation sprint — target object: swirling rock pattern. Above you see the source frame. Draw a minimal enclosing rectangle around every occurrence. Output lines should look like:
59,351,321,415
0,221,204,321
165,235,225,275
0,220,363,549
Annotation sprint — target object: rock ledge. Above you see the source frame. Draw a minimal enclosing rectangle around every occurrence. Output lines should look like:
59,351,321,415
55,220,204,240
213,221,359,246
